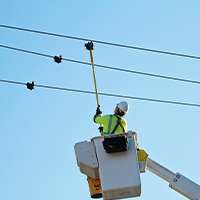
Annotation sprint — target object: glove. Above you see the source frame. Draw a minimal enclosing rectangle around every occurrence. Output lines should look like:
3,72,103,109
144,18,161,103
98,126,103,133
96,107,102,115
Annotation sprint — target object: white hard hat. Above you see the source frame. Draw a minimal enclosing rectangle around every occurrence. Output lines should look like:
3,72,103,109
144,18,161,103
117,101,129,114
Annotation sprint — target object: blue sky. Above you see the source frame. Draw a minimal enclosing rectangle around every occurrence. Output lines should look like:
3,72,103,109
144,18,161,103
1,1,200,200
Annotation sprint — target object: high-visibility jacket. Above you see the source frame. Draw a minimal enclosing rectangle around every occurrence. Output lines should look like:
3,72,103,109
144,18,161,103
94,114,127,135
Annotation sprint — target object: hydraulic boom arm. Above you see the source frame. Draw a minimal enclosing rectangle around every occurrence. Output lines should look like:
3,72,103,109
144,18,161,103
146,158,200,200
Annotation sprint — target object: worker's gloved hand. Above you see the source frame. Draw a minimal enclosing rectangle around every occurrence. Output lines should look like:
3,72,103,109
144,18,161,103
96,107,102,115
98,126,103,133
93,106,102,122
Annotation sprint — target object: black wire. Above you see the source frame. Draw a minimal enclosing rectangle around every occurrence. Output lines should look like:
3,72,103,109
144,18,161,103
0,45,53,58
0,78,200,108
1,24,200,60
1,44,200,85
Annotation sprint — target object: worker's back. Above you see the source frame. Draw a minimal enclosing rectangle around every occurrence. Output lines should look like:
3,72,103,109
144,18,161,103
94,114,127,135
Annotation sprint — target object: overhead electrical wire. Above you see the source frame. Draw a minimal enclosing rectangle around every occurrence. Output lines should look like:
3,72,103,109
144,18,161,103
0,78,200,108
1,24,200,60
0,45,53,59
1,44,200,85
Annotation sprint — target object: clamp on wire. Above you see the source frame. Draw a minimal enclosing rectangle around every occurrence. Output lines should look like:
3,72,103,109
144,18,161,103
85,41,94,50
54,55,62,64
26,81,34,90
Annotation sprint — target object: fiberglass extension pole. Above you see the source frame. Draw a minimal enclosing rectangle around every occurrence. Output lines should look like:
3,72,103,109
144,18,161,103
85,42,102,128
85,42,100,108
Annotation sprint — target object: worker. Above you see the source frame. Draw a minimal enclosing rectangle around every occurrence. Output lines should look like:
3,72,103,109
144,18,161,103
94,101,129,135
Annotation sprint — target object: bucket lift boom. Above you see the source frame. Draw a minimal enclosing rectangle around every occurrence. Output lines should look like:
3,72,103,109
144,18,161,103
146,157,200,200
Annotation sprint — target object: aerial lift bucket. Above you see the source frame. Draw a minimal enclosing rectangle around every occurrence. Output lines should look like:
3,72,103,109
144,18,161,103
87,176,103,198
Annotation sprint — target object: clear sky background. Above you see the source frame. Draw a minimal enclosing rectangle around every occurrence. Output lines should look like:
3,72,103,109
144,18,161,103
0,1,200,200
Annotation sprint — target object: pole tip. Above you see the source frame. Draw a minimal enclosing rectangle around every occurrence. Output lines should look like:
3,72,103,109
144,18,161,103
85,41,94,50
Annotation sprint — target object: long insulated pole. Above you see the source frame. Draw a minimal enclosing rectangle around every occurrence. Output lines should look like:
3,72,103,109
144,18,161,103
89,49,100,108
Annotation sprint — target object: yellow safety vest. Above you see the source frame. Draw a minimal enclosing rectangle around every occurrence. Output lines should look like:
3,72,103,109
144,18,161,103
94,114,127,135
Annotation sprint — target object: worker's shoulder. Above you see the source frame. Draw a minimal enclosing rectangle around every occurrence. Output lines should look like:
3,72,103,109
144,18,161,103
102,114,113,118
115,115,127,123
114,114,125,120
122,117,127,123
96,114,112,119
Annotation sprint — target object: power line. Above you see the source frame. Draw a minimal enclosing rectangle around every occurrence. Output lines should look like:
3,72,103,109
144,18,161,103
0,45,53,58
1,44,200,85
0,78,200,108
1,24,200,60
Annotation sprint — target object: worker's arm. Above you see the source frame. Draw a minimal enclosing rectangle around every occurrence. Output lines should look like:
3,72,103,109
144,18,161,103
94,115,108,124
